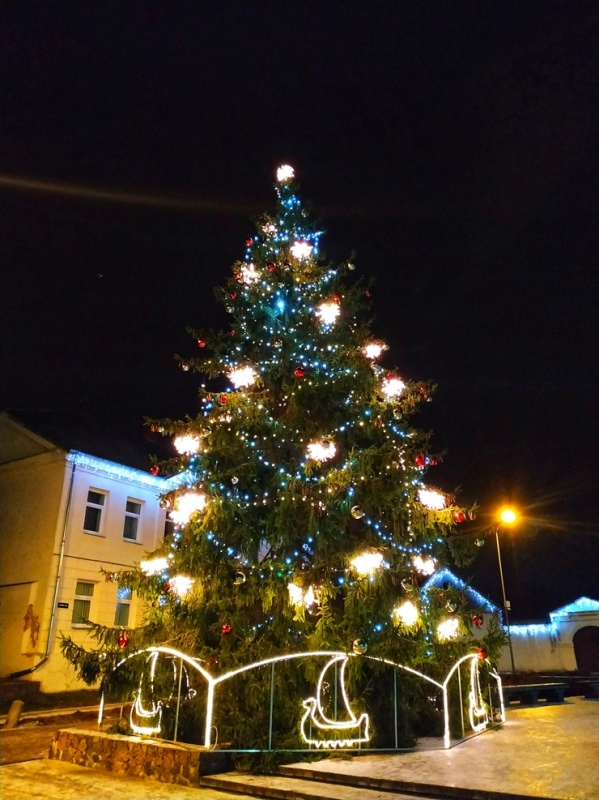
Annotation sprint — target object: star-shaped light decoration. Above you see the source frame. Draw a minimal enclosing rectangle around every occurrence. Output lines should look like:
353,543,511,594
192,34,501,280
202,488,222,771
306,439,336,462
290,240,313,260
394,600,419,626
418,488,446,510
239,263,259,285
173,435,202,455
168,575,195,598
437,617,460,640
277,164,295,182
381,375,406,399
170,491,207,525
228,365,257,388
413,555,436,575
315,301,340,326
351,551,385,575
140,557,170,576
362,341,387,360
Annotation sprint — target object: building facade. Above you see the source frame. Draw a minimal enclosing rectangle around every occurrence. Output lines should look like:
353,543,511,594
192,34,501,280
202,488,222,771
0,413,171,693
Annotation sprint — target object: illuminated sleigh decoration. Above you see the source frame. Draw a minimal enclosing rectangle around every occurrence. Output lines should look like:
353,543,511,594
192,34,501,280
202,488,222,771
100,647,504,750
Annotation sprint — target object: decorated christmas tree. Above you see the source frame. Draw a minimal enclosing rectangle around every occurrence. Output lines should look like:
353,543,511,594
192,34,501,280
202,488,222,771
63,165,495,754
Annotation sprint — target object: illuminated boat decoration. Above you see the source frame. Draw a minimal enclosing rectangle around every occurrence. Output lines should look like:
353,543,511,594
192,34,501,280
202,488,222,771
300,654,369,748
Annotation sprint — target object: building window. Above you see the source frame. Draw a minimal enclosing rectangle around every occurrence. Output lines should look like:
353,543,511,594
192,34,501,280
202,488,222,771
83,489,106,534
123,499,142,541
72,581,94,625
114,586,132,627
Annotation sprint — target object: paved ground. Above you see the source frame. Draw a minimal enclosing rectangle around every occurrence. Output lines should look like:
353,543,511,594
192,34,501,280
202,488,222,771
0,697,596,799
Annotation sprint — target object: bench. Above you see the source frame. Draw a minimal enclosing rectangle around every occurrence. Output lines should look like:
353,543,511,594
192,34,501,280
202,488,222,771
577,679,599,699
502,682,568,706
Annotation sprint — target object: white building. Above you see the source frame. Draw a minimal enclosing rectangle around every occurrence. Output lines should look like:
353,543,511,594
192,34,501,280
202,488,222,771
0,412,173,693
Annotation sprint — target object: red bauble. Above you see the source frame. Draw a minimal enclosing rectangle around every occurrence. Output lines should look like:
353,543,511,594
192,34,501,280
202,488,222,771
230,292,237,300
365,290,371,297
245,238,253,246
118,632,130,648
230,330,236,336
477,646,488,660
453,510,466,524
221,623,232,635
415,454,426,468
197,339,206,348
220,393,228,405
267,263,276,272
472,614,484,628
150,465,159,476
294,367,305,378
333,294,341,303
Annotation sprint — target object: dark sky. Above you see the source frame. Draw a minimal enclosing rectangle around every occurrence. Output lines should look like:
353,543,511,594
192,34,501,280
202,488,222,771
2,2,598,619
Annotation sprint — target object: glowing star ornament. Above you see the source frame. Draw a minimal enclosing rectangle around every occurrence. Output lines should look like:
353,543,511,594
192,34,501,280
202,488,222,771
418,488,447,510
381,375,406,399
290,240,313,260
413,555,436,575
173,435,201,455
140,557,170,576
239,263,259,285
394,600,419,627
170,491,207,525
228,365,257,388
362,341,387,360
315,301,340,326
167,575,195,598
437,617,460,640
288,583,317,608
351,551,384,575
306,439,336,462
277,164,295,182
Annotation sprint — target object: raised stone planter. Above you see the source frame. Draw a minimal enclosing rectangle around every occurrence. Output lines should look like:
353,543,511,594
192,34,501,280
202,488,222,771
48,728,232,786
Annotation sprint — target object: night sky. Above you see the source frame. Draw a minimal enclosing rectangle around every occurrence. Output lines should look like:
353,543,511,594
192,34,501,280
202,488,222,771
2,3,598,620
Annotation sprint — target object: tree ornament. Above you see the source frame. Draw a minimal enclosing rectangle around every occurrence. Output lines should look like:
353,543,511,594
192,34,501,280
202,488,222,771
365,290,371,297
118,632,130,648
231,476,239,485
226,306,233,313
333,294,341,303
445,601,458,613
267,262,276,272
352,639,368,655
245,238,253,246
233,571,246,586
350,504,365,519
274,338,283,348
221,623,232,635
159,498,170,509
415,454,426,468
197,339,206,348
468,510,477,521
477,646,488,660
472,614,484,628
453,510,466,524
207,656,220,667
401,578,414,593
474,538,485,548
347,262,355,270
150,465,159,476
220,393,228,405
294,367,305,378
230,292,237,299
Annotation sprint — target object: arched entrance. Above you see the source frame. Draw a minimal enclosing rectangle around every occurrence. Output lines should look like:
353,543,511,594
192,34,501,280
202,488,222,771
573,626,599,673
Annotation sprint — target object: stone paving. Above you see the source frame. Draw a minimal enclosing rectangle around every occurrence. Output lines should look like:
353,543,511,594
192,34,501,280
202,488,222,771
0,697,596,799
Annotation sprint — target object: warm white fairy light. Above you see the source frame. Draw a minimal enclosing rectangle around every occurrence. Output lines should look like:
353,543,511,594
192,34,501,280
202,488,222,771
394,600,419,626
170,491,207,525
351,551,384,575
381,375,406,398
173,435,201,455
437,617,460,640
362,341,386,360
413,555,436,575
277,164,294,182
140,557,169,576
168,575,195,598
316,301,340,325
240,263,259,284
306,439,336,462
228,365,257,388
290,240,313,260
418,488,446,510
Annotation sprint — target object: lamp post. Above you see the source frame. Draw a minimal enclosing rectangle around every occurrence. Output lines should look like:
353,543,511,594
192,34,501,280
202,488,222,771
495,507,518,673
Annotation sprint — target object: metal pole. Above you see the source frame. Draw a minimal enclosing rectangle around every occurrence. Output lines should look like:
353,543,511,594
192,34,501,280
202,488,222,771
457,662,465,739
495,528,516,673
268,662,275,750
173,657,183,742
393,669,398,749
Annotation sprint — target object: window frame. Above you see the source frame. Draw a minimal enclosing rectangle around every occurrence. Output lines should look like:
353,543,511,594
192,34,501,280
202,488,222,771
71,580,95,627
114,585,132,627
83,489,107,536
122,498,143,543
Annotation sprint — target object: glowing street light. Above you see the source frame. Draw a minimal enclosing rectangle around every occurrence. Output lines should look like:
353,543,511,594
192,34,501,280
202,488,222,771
495,506,519,673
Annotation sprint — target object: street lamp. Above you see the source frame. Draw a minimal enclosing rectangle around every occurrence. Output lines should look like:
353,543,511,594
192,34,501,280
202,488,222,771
495,507,518,673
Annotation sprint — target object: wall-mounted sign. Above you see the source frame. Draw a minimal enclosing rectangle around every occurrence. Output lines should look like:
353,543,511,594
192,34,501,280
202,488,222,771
57,602,69,609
